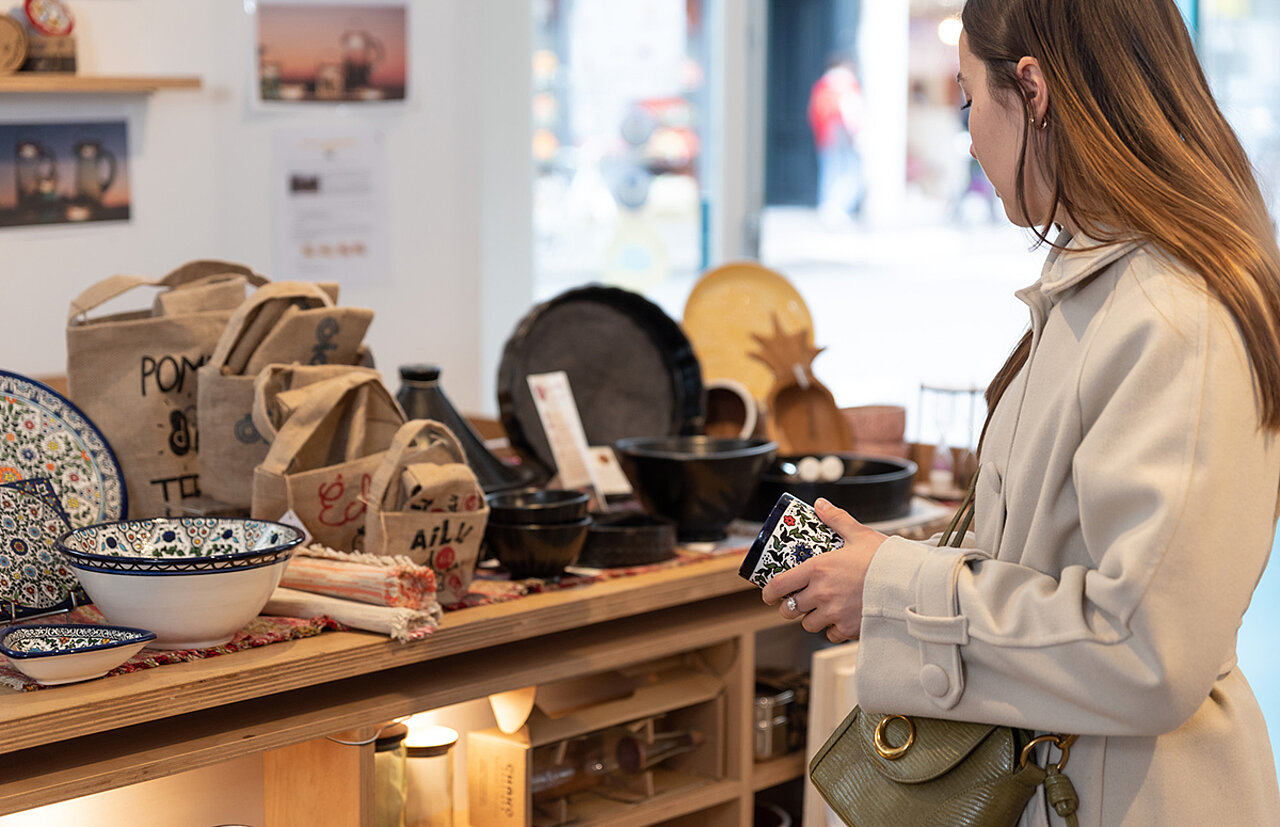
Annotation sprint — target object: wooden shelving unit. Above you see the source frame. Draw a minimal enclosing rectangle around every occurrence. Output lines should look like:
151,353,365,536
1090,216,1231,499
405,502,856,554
0,553,812,827
751,752,807,792
0,74,202,93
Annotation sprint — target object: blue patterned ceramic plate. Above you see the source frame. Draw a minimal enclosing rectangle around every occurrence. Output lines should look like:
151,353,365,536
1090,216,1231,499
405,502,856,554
0,485,77,608
0,371,126,529
58,517,303,573
0,623,155,685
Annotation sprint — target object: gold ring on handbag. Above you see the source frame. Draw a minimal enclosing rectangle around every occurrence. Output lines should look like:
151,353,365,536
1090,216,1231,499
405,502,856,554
873,714,915,759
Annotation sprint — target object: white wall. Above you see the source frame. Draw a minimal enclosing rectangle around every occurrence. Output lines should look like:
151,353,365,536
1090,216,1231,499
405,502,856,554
0,0,534,417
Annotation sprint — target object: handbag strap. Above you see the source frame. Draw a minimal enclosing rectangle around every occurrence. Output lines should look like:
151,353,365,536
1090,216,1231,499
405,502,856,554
250,364,382,445
932,467,1081,826
255,371,404,474
207,280,335,370
936,471,979,549
67,261,268,322
366,419,470,511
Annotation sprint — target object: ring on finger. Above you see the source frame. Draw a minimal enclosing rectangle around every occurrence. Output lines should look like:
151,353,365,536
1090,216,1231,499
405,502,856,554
786,595,798,613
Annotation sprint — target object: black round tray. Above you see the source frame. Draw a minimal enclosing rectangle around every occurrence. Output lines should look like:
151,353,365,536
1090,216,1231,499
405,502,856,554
497,285,705,478
745,453,917,524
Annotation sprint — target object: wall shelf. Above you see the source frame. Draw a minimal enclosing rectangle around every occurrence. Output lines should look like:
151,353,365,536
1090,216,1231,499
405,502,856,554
0,74,202,93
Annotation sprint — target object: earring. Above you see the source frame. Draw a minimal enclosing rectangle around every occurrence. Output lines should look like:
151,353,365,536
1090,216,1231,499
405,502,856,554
1039,115,1049,130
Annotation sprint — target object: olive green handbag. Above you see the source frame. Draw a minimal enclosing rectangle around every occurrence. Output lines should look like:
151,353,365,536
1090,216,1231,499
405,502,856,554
808,477,1081,827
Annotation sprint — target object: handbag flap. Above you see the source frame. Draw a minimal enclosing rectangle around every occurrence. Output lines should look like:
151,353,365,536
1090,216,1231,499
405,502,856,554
856,710,1000,783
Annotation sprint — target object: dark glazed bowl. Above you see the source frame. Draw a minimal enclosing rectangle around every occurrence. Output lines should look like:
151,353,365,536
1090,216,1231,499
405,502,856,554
613,436,778,542
578,511,677,568
745,453,917,524
484,516,591,580
486,489,591,525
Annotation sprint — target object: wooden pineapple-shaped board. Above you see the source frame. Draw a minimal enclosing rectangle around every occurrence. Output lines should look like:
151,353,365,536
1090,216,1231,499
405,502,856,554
749,316,853,455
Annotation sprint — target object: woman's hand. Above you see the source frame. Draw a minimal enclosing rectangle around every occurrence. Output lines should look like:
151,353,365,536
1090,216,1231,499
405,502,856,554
759,498,888,643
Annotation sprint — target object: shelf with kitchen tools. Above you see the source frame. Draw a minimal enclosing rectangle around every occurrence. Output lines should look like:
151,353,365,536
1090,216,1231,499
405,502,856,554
0,74,202,93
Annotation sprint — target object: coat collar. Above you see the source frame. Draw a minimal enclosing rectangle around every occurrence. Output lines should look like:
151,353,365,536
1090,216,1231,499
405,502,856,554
1038,229,1139,297
1016,229,1140,317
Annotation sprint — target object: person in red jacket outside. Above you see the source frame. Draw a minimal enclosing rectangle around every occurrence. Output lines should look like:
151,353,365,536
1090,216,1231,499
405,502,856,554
808,54,865,225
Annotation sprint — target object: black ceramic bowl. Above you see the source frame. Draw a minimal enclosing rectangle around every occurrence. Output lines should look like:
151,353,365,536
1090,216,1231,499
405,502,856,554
486,488,591,525
577,511,677,568
745,453,917,524
613,436,778,542
484,516,591,580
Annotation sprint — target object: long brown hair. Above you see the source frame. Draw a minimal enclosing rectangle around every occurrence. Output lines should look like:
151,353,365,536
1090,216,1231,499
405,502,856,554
964,0,1280,430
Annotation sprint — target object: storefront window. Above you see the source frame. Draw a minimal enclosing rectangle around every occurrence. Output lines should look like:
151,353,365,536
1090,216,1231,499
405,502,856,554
531,0,710,300
1199,1,1280,223
1195,0,1280,770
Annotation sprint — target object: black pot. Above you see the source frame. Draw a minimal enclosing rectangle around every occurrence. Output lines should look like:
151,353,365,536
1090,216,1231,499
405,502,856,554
745,453,917,524
613,436,777,542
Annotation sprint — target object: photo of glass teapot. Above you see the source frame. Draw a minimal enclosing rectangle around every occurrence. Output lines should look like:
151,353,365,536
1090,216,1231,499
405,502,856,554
339,26,383,92
15,140,57,210
73,140,116,205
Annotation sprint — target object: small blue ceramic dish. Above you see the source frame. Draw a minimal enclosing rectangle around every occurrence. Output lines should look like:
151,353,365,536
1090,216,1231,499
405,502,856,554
0,623,156,685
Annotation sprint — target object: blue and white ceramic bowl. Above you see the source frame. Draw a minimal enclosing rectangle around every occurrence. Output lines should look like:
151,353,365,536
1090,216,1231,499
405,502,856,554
739,492,845,588
57,517,303,573
55,518,303,650
0,623,155,685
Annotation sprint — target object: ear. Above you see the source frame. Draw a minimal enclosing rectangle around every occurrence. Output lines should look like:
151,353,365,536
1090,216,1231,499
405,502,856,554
1015,56,1049,124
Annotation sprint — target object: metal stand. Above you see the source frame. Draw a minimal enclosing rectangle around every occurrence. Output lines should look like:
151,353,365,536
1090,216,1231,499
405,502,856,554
2,588,85,625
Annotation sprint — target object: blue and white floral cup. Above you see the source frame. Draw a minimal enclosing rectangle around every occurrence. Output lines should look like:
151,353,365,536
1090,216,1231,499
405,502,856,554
739,492,845,587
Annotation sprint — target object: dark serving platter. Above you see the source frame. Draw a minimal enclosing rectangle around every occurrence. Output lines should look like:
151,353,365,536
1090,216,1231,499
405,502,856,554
744,453,917,524
497,285,705,478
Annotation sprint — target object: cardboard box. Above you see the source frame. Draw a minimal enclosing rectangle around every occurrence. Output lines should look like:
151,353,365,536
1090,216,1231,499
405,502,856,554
468,662,726,827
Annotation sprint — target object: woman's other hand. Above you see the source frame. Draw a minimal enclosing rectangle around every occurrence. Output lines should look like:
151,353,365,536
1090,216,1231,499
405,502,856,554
759,498,888,643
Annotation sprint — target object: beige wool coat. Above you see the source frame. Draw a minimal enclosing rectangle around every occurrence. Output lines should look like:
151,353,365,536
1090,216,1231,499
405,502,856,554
857,232,1280,826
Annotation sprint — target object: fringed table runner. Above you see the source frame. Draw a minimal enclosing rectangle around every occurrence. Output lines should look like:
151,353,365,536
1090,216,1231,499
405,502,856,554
0,605,342,692
0,544,745,691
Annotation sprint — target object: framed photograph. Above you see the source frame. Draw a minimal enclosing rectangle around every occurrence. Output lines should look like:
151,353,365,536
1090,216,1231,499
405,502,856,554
0,120,130,228
256,2,408,104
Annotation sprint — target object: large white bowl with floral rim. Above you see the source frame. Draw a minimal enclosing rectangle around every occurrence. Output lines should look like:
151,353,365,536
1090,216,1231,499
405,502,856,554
57,517,303,572
0,623,155,685
56,518,303,649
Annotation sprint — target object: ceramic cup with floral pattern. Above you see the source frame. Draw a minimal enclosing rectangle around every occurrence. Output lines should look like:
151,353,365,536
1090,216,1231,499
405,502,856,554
739,492,845,587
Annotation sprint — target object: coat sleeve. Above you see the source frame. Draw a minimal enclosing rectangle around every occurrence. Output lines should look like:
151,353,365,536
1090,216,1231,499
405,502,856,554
855,275,1280,736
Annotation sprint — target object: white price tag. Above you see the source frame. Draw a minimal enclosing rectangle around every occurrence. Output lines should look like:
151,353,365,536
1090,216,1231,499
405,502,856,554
587,446,633,497
526,372,603,502
274,509,313,547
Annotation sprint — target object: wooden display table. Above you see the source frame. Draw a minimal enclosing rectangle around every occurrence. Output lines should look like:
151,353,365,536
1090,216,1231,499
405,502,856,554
0,491,954,824
0,554,795,824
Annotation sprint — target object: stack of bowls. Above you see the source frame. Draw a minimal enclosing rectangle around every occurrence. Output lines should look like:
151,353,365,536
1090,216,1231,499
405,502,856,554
57,517,303,650
484,489,592,579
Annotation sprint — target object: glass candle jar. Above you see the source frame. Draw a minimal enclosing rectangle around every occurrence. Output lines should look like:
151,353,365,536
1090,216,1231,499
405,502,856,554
404,724,458,827
374,722,409,827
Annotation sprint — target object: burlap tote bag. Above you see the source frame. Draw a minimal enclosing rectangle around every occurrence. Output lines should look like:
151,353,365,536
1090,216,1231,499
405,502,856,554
197,280,374,508
66,260,268,518
250,370,405,552
364,419,489,605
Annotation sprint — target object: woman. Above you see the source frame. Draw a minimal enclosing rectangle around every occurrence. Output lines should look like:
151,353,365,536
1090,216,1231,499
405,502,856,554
761,0,1280,824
